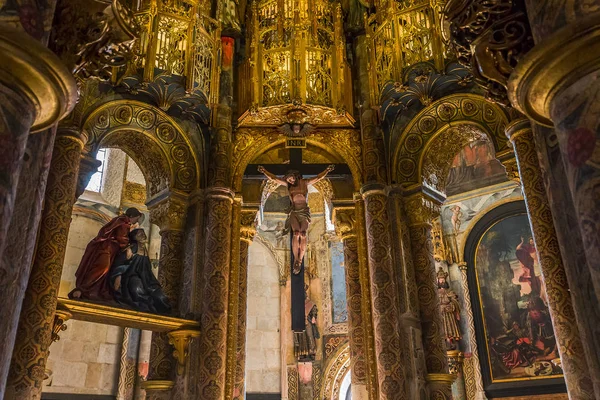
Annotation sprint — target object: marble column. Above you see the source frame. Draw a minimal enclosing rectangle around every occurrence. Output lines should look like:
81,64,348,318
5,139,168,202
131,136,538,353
333,205,368,400
233,206,258,400
360,184,406,399
507,119,596,398
510,2,600,308
145,195,188,397
5,129,85,399
404,191,453,399
197,187,234,400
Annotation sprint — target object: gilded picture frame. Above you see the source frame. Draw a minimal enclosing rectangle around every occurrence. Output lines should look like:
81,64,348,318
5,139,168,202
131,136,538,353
464,201,566,397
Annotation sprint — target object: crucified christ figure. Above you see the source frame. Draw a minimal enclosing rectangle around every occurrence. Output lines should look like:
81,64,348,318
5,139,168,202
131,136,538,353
258,165,334,274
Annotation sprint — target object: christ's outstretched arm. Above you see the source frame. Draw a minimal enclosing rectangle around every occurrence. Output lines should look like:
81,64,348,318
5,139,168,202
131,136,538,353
258,165,287,186
307,164,335,186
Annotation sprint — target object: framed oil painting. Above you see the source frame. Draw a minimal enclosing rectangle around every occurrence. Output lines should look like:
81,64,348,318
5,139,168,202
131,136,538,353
464,201,566,397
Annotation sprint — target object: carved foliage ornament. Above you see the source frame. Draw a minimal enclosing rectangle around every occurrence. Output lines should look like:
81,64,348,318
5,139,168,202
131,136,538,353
51,0,139,82
444,0,534,105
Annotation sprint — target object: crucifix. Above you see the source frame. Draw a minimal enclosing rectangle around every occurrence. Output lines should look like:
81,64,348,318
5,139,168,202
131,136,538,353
244,146,351,333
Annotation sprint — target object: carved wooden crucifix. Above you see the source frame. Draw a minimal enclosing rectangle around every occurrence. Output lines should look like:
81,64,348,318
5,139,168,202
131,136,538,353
244,148,350,332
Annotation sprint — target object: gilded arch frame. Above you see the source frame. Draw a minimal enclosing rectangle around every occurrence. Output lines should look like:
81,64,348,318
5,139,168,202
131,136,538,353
82,100,203,196
391,94,511,192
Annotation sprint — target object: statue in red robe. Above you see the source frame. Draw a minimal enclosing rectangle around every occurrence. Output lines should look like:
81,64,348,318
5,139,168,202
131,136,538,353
69,208,143,301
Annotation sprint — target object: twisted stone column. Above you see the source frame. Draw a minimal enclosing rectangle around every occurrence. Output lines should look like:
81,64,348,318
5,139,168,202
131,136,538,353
334,205,369,400
507,119,595,398
145,195,187,396
360,184,406,399
404,192,453,399
6,129,86,399
233,206,258,400
198,187,234,400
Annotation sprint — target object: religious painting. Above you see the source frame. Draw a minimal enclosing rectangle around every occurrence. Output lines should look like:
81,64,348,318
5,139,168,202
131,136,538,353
330,241,347,324
465,202,566,397
446,140,507,196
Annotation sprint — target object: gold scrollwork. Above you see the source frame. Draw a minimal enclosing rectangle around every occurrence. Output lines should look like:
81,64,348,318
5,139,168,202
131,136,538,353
167,329,201,375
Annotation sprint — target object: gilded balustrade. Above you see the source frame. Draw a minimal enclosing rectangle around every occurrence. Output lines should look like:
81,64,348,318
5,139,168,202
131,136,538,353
367,0,449,103
128,0,220,101
238,0,353,126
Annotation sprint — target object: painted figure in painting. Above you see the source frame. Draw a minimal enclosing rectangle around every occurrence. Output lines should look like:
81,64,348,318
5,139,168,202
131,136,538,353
69,208,143,300
258,165,335,274
109,228,171,314
475,214,562,380
437,267,462,349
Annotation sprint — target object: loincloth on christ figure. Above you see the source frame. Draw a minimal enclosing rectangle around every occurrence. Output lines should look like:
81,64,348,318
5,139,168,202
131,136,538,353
283,205,311,235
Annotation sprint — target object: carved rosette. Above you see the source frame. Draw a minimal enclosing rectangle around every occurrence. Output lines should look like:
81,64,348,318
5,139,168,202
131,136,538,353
233,206,258,400
444,0,534,105
198,187,234,400
404,192,452,399
333,206,368,387
360,185,407,399
506,119,595,397
6,131,85,398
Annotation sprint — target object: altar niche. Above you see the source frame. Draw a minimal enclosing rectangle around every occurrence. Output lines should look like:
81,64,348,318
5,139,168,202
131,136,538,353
245,146,351,343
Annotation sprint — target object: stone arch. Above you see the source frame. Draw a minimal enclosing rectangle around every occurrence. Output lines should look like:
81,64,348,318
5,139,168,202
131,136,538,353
322,341,351,400
391,94,510,194
232,128,363,192
82,100,202,197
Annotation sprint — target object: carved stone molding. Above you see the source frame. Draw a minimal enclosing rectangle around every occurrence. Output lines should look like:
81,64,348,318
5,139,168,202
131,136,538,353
403,191,443,227
238,104,355,128
167,329,201,375
445,0,534,105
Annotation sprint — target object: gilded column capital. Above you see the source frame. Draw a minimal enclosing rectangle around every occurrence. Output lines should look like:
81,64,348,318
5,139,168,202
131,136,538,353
0,26,77,132
332,205,357,241
403,192,443,227
508,13,600,126
147,191,189,232
205,186,235,202
240,206,258,243
500,156,521,184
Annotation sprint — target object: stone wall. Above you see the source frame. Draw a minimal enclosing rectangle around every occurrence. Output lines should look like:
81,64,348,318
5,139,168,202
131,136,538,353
44,320,123,396
246,240,281,393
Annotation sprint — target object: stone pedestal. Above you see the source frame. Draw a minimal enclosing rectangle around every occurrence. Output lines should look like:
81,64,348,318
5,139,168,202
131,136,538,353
233,206,258,399
360,184,406,399
197,187,234,400
333,205,369,400
404,192,453,400
507,119,595,397
6,130,84,399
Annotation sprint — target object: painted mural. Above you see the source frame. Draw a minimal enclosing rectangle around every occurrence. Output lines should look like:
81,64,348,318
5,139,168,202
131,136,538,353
446,140,507,196
474,214,562,382
330,241,347,324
